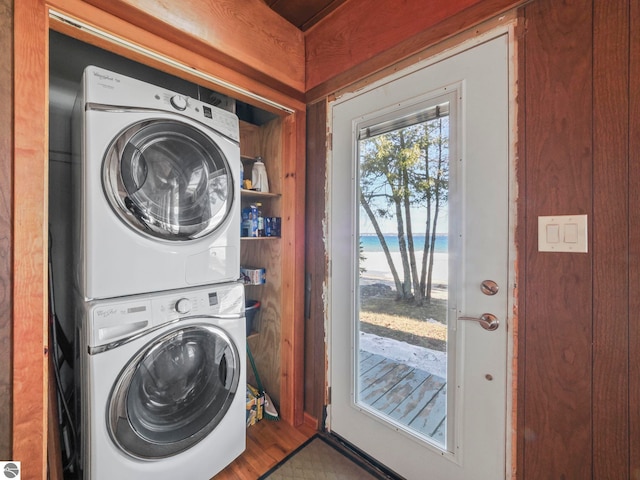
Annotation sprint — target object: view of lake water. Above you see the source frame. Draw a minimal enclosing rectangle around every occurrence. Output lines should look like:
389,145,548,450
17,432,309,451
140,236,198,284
360,234,447,254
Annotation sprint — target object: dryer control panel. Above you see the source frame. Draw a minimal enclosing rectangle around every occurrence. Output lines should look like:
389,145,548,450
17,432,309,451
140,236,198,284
83,65,239,142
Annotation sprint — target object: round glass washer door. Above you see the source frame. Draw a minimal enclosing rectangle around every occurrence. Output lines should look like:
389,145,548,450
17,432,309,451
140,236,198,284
108,324,240,459
103,119,234,241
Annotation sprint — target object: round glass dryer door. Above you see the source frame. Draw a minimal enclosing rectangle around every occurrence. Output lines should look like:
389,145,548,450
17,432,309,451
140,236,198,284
103,119,234,241
108,325,240,459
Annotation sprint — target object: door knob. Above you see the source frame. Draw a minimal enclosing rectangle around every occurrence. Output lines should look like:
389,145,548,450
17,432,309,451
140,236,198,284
458,313,499,331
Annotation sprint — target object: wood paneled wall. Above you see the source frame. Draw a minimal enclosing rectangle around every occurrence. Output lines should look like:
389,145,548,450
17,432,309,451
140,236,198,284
592,0,630,476
304,0,529,101
630,1,640,474
0,0,12,460
520,0,635,477
521,0,594,476
304,100,328,426
13,2,49,477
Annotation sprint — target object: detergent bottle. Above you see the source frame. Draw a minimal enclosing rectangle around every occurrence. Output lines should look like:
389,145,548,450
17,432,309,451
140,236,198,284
251,156,269,193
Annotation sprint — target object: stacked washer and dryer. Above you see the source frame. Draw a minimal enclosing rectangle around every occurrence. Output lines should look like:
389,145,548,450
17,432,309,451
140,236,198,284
71,66,246,479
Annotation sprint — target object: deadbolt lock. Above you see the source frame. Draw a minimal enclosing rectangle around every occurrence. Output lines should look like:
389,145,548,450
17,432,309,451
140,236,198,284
481,280,499,296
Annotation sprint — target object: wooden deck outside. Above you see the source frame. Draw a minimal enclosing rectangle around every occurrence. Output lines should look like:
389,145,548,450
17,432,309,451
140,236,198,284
359,351,447,443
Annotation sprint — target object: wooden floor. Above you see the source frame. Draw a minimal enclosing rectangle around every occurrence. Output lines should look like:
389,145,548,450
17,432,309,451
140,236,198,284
213,418,316,479
359,351,447,442
215,351,445,478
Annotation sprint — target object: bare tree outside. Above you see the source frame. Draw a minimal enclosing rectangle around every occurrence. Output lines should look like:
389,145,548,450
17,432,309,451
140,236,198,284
359,114,449,307
357,111,451,445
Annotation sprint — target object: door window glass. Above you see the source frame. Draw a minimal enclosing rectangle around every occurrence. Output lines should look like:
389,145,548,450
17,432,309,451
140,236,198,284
357,102,450,447
103,120,233,240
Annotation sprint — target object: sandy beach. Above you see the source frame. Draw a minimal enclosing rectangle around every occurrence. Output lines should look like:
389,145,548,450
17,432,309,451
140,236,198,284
360,250,448,287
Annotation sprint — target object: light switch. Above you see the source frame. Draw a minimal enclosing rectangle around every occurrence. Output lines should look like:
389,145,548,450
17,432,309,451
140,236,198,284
546,224,560,243
538,215,588,253
564,223,578,243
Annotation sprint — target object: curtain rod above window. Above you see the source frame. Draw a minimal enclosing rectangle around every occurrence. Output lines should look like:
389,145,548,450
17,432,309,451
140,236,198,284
358,102,450,140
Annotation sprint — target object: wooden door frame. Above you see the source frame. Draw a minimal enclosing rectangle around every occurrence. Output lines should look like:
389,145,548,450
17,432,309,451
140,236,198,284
14,1,305,478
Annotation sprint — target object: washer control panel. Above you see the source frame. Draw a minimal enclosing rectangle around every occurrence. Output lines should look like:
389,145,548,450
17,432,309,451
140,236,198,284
175,298,192,314
88,282,244,348
169,94,188,111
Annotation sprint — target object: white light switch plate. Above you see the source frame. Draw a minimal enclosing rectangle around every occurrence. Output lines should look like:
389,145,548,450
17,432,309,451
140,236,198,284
538,215,588,253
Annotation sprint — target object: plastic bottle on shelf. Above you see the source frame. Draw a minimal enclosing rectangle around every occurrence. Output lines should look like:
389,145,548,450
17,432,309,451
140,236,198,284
250,204,259,237
265,216,272,237
256,203,265,237
241,207,251,237
251,156,269,193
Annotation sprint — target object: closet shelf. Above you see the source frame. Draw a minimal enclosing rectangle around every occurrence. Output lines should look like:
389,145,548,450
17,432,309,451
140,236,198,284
241,189,280,199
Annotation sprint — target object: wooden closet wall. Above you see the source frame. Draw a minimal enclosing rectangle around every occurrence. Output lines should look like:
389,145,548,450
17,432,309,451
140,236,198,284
10,1,306,478
0,0,13,460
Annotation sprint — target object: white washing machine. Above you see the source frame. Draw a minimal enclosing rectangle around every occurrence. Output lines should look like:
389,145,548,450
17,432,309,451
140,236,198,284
73,66,241,300
78,282,246,479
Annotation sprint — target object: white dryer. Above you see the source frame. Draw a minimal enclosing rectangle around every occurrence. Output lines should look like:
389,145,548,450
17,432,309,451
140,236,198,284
73,66,241,300
78,282,246,479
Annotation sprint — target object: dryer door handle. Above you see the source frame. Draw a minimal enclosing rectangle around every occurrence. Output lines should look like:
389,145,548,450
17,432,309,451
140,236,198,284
211,314,244,320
